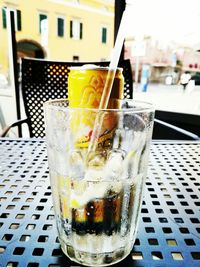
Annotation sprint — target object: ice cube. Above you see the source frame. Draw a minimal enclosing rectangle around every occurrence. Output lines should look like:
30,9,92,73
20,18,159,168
70,179,108,207
104,150,126,180
122,130,135,151
131,131,147,152
69,150,85,180
123,114,145,132
72,179,87,196
55,151,69,175
86,151,107,169
112,129,125,149
84,169,104,181
122,136,147,179
122,150,136,179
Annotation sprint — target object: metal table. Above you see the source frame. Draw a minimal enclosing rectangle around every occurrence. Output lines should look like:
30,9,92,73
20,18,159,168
0,139,199,267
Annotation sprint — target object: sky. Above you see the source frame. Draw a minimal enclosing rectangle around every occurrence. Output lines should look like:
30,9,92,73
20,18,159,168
125,0,200,47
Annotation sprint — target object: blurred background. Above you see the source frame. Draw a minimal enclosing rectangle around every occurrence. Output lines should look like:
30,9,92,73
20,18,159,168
0,0,200,136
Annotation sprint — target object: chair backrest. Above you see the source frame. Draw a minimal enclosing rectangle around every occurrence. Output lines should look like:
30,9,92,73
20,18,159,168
21,58,133,138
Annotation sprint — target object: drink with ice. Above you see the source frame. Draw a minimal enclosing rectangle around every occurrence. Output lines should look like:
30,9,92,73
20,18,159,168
44,99,154,266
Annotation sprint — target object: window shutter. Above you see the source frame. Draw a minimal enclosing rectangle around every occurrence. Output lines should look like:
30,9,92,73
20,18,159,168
70,20,73,38
17,10,21,31
58,18,64,37
39,14,47,33
2,8,7,29
80,22,83,39
102,27,107,43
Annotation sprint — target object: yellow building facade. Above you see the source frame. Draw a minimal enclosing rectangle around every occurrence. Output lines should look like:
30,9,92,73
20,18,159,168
0,0,114,77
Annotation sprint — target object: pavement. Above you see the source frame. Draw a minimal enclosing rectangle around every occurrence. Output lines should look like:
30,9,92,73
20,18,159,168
133,83,200,115
0,83,200,137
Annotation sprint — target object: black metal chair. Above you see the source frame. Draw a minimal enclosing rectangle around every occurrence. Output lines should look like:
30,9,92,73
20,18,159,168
2,57,199,140
1,57,133,138
153,110,200,140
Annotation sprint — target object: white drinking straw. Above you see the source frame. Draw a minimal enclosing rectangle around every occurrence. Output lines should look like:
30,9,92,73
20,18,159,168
88,9,129,153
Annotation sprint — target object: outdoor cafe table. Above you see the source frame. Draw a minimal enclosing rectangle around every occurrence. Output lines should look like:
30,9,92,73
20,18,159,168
0,138,199,267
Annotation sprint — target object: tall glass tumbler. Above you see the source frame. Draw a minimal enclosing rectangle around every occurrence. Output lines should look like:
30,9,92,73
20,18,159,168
44,99,154,266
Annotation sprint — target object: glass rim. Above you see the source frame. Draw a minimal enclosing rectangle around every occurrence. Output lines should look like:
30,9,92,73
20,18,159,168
44,98,154,113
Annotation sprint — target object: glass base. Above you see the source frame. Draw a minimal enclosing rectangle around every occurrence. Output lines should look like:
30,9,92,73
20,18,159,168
60,239,131,267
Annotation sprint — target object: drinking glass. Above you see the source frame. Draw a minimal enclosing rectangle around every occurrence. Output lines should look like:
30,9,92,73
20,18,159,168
44,99,154,266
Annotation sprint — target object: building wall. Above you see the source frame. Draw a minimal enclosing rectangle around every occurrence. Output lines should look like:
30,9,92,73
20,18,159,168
125,37,200,84
0,0,114,77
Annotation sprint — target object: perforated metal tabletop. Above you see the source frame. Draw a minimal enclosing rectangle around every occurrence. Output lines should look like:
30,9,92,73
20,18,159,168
0,139,199,267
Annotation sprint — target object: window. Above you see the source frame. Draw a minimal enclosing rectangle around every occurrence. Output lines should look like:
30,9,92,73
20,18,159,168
101,27,107,43
57,17,64,37
2,7,21,31
16,10,21,31
2,8,6,28
73,56,79,62
70,19,83,40
39,14,47,33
